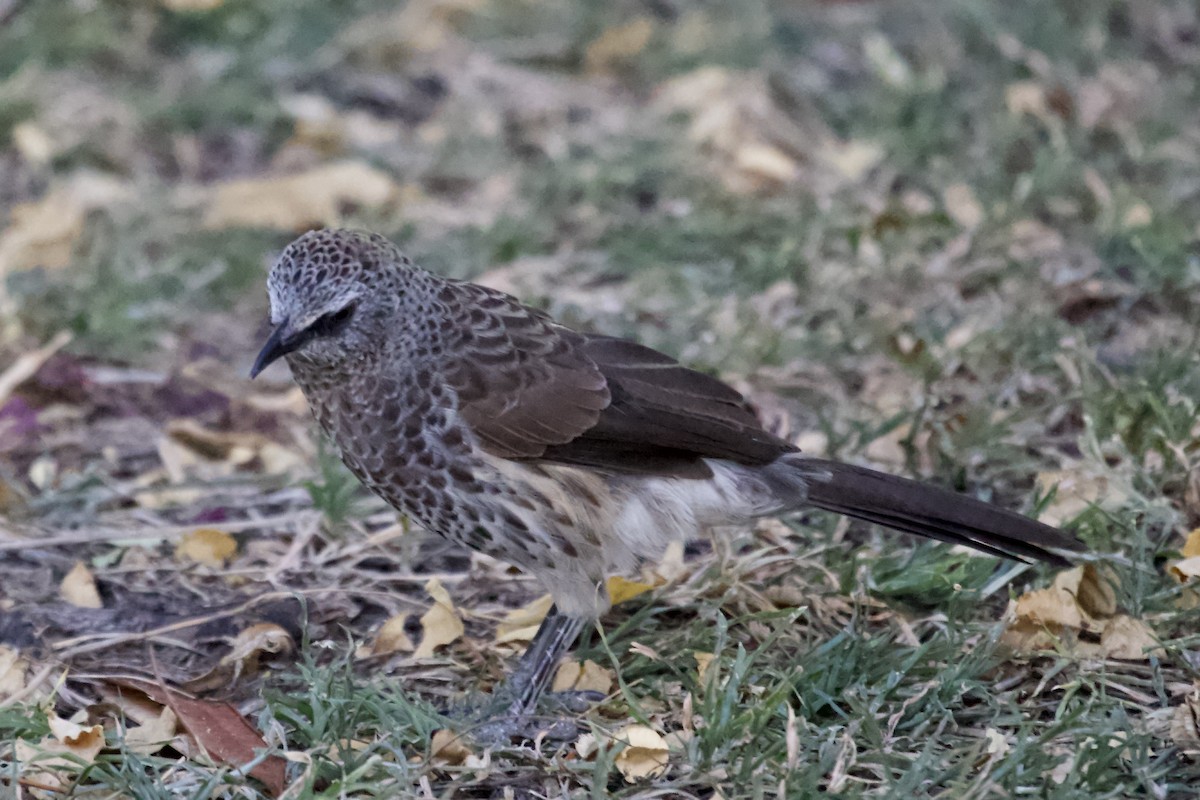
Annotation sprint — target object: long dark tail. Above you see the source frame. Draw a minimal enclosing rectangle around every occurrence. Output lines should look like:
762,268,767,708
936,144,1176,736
794,458,1082,566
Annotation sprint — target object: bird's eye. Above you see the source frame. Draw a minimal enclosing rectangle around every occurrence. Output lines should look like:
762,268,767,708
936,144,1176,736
311,302,357,337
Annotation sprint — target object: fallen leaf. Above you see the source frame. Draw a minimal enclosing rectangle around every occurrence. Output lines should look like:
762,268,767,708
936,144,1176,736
161,0,224,9
693,651,716,683
429,728,473,766
0,331,73,407
185,622,294,691
943,183,985,229
0,646,27,699
1094,615,1161,660
1002,565,1160,660
552,658,614,695
613,724,670,782
15,713,106,791
495,593,553,644
607,575,657,606
1036,466,1129,527
984,727,1010,758
1006,81,1049,118
201,161,400,231
414,577,464,658
1168,529,1200,582
585,17,654,74
371,613,416,655
122,680,286,796
1170,683,1200,757
124,706,178,756
59,561,103,609
0,173,133,275
175,528,238,567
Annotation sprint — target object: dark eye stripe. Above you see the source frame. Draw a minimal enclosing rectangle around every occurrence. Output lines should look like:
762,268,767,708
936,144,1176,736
310,302,357,338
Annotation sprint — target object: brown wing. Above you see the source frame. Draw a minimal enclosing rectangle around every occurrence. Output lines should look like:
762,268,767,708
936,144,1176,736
439,283,794,477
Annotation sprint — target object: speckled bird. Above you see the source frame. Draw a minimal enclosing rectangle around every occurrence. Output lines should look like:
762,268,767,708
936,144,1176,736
251,228,1081,730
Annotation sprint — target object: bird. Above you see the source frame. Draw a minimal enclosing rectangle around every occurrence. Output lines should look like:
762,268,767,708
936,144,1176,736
250,228,1082,736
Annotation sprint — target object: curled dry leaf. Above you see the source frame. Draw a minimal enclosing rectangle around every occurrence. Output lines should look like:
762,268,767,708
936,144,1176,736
1168,529,1200,583
59,561,103,609
159,419,304,485
494,593,553,644
201,161,400,231
613,725,670,782
370,613,415,656
14,713,106,791
215,623,293,684
693,651,716,684
1001,565,1162,660
551,658,614,695
0,645,28,699
414,577,464,658
175,527,238,567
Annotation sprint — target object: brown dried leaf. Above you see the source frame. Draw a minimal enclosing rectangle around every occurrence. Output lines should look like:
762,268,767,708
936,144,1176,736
201,161,399,231
59,561,103,609
693,651,716,683
175,528,238,567
0,331,73,407
414,577,464,658
1093,614,1162,660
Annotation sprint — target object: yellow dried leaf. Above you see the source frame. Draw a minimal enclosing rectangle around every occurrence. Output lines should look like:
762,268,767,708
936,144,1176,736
495,593,554,644
607,575,657,606
1168,530,1200,582
613,724,670,782
59,561,102,609
372,614,415,655
429,728,473,766
201,161,399,231
175,528,238,567
1012,565,1115,632
0,173,133,275
414,577,463,658
124,706,178,756
693,651,716,683
0,646,27,699
585,17,654,73
551,658,614,695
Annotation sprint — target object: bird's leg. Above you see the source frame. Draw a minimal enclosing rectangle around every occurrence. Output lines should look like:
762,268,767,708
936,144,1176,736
466,604,589,742
496,604,586,716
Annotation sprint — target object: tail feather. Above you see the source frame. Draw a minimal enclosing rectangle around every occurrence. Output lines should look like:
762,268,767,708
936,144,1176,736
796,458,1082,566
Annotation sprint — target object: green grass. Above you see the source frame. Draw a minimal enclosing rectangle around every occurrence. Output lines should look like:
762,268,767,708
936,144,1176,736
4,0,1200,796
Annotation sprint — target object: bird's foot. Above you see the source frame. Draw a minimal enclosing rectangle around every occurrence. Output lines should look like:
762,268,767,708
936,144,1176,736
444,688,605,747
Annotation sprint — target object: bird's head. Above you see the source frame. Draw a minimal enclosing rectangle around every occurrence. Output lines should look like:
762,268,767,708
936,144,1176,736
251,228,414,378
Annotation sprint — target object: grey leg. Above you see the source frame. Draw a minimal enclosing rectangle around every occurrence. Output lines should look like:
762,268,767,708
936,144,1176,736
467,604,589,742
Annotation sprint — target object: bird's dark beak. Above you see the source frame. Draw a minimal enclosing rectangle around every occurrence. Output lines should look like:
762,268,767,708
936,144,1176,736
250,321,297,379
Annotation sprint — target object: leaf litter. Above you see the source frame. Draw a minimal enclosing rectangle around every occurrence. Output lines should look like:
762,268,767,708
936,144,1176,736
1,0,1199,796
